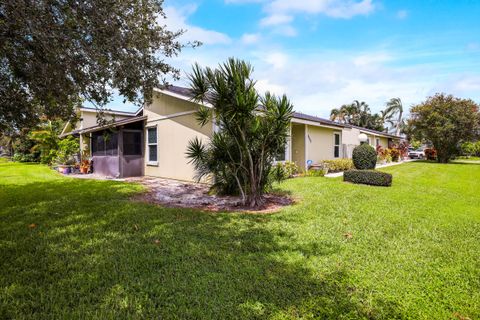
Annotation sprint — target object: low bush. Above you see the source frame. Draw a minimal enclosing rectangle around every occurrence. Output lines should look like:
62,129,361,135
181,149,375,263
424,148,437,160
270,161,299,182
319,159,353,173
344,169,392,187
461,141,478,157
305,169,327,177
352,144,377,170
55,136,79,165
12,153,38,163
377,146,402,163
390,148,400,162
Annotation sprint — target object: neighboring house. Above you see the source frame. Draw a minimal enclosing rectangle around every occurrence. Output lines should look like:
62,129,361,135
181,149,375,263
61,86,400,180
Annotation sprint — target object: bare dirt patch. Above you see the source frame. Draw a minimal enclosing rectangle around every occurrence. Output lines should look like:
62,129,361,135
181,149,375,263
127,176,294,213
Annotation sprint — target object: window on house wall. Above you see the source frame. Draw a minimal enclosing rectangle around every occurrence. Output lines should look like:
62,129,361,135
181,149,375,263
123,131,142,156
147,127,157,162
376,138,380,147
275,149,286,162
334,133,341,158
91,131,118,156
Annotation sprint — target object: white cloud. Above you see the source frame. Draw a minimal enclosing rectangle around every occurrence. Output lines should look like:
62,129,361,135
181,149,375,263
174,48,474,117
353,52,392,66
434,75,480,97
267,0,375,19
162,5,232,45
453,76,480,92
271,25,297,37
241,33,261,44
260,14,293,26
396,9,408,19
230,0,375,38
168,40,480,118
256,79,287,94
262,52,289,69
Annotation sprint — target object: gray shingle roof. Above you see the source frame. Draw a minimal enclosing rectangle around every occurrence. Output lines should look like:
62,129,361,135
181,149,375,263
292,112,347,128
162,85,195,99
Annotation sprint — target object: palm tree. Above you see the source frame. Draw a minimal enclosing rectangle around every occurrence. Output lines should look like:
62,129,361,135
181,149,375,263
385,98,404,136
380,109,396,132
330,108,343,122
186,58,294,207
351,100,371,127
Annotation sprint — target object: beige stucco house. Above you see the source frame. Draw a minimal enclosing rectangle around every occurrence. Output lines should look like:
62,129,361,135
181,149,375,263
61,86,400,180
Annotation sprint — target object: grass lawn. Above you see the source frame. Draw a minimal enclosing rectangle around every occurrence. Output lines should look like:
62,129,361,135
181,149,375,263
1,161,479,319
453,156,480,163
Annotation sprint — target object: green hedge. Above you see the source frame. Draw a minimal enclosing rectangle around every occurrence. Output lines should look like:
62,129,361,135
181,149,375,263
320,159,353,173
344,170,392,187
352,144,377,170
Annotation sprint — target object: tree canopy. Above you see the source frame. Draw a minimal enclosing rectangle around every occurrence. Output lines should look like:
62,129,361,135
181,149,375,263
408,93,480,163
0,0,188,132
186,58,294,207
330,101,385,132
330,98,405,134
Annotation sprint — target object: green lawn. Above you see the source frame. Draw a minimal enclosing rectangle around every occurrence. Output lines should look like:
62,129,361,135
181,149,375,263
1,162,479,319
453,156,480,163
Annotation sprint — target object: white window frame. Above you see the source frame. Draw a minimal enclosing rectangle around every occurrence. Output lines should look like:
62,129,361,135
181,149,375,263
273,126,292,164
333,132,341,158
146,125,158,166
376,138,380,147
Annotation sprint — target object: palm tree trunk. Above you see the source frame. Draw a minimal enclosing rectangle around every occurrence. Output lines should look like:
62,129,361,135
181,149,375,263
396,110,403,136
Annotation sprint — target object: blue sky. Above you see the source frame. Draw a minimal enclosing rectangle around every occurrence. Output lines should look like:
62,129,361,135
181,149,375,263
106,0,480,118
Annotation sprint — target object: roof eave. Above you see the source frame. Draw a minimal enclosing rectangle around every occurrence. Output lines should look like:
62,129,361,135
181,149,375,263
59,115,147,138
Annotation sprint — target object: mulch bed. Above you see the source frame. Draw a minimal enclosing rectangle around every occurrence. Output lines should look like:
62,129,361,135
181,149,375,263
128,176,294,213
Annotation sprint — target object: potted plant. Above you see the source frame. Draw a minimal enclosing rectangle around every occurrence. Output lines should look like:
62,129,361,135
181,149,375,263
80,159,90,174
55,136,79,174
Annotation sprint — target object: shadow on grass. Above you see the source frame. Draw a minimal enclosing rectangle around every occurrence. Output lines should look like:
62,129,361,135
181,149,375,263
0,178,403,319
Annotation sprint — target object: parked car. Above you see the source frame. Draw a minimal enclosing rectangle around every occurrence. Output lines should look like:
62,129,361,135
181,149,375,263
408,148,425,159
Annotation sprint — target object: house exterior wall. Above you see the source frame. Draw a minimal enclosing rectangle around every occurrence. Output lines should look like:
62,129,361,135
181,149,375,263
341,127,361,146
378,137,389,148
291,124,306,170
144,92,213,181
306,125,342,162
76,111,130,130
341,127,395,157
80,134,91,157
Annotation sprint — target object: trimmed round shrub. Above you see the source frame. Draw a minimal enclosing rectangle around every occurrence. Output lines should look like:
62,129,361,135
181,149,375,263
352,143,377,170
344,169,392,187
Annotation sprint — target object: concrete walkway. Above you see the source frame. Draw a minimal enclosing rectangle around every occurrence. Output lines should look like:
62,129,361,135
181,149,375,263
324,159,416,178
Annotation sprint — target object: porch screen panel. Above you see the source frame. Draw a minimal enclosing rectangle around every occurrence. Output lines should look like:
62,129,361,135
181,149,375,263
91,131,118,156
105,133,118,156
92,133,104,156
123,132,142,156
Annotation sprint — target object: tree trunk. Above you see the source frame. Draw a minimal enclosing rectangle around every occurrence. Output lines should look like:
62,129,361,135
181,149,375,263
437,156,449,163
247,191,265,208
395,110,403,136
436,150,450,163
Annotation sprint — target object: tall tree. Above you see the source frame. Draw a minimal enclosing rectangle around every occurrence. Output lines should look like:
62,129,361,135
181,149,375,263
29,118,64,164
385,98,404,136
330,101,385,131
186,58,294,207
408,93,480,163
0,0,189,132
330,108,345,123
